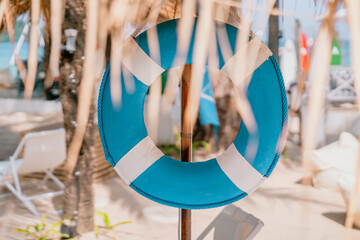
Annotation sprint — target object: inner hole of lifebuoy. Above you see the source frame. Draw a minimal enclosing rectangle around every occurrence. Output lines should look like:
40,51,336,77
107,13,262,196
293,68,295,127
143,64,241,162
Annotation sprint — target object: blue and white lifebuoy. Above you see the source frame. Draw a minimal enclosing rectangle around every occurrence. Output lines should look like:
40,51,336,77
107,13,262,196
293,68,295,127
98,18,287,209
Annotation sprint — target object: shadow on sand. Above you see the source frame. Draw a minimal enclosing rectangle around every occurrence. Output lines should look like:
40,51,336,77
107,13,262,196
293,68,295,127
322,211,360,230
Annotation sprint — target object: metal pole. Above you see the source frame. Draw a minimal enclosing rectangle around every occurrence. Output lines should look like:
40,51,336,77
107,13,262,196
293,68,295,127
180,64,192,240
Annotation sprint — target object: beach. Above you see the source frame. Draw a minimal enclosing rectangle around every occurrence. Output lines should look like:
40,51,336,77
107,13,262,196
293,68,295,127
1,111,360,239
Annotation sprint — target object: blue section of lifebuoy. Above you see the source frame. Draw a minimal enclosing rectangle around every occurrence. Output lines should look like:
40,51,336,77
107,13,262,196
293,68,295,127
234,58,284,175
98,18,287,209
135,19,240,69
131,156,246,209
199,69,220,127
99,65,149,167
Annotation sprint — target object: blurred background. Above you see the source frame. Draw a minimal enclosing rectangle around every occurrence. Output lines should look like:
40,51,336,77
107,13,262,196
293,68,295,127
0,0,359,239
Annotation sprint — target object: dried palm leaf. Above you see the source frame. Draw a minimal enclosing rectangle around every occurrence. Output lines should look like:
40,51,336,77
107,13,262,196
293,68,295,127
64,0,99,179
108,0,125,106
145,0,165,144
183,0,213,140
174,0,196,66
44,0,64,89
23,0,40,99
302,0,337,179
0,0,6,34
344,0,360,229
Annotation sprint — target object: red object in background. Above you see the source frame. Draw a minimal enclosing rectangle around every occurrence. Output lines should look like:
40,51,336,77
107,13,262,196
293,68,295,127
300,33,309,72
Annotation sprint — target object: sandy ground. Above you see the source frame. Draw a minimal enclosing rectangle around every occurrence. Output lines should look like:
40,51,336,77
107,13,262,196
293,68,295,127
1,112,360,240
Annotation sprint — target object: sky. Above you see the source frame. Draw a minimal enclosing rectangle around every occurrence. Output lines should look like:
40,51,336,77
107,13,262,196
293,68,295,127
250,0,350,44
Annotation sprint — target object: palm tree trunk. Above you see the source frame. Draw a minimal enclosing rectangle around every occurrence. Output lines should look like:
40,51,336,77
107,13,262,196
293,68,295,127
59,0,95,236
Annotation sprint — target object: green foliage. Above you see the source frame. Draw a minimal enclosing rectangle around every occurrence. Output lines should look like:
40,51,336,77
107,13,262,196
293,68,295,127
162,144,180,156
282,146,288,160
160,133,180,157
192,140,210,151
161,132,210,157
13,214,72,240
94,210,131,240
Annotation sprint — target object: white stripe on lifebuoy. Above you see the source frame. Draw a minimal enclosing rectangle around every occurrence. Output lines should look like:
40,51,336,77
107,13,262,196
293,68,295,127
246,176,267,194
221,37,272,87
121,38,165,86
114,136,164,185
216,144,266,193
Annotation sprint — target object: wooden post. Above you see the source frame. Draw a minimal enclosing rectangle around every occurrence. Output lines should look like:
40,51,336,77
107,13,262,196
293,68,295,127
295,19,301,71
268,0,279,62
180,64,192,240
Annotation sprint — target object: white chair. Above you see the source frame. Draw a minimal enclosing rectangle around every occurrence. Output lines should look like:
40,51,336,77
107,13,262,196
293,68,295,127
196,205,264,240
328,66,356,104
0,128,66,216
